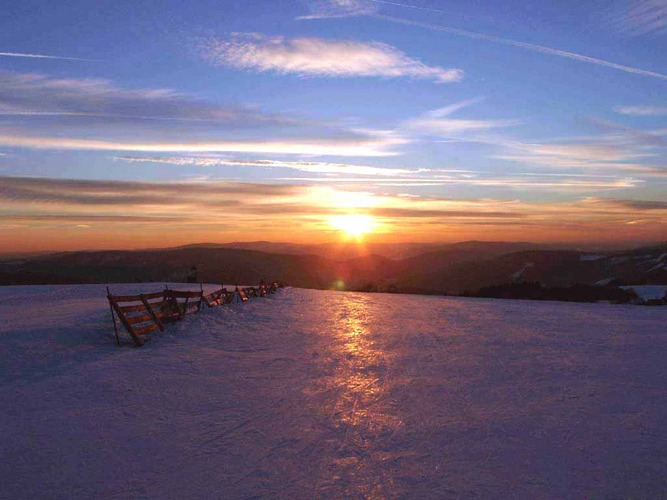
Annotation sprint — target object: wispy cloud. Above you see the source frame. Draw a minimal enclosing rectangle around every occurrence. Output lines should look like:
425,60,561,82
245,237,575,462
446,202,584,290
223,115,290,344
370,13,667,80
0,133,405,156
615,105,667,116
499,142,643,164
114,154,645,192
403,99,518,137
489,119,666,176
0,175,648,215
114,156,432,176
587,198,667,210
606,0,667,36
0,176,299,207
0,51,94,61
0,71,287,125
2,175,663,248
495,141,666,174
274,175,642,191
0,71,411,156
399,99,520,138
303,0,666,79
624,0,667,35
298,0,377,19
202,33,463,83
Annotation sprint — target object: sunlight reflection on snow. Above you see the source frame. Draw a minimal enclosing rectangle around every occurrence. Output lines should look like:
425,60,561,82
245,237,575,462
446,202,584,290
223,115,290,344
322,293,403,497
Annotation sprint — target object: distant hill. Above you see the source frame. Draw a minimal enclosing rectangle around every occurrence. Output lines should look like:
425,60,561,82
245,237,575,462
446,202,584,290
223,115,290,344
172,240,444,260
0,247,401,291
167,240,547,260
1,242,665,299
395,244,667,295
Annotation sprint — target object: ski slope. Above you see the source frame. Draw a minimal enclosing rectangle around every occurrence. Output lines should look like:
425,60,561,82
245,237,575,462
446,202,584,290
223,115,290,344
1,284,665,498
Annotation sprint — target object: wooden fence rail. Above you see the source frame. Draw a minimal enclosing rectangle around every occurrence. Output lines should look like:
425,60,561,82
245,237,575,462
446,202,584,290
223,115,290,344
108,281,284,346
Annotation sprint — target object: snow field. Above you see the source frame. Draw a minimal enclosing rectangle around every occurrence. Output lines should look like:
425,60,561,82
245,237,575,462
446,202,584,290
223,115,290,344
0,284,665,498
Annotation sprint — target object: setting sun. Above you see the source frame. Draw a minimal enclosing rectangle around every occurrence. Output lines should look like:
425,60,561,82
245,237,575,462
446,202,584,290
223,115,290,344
329,214,376,238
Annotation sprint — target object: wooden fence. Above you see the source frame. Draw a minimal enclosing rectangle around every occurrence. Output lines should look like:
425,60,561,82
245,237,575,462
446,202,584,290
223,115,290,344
107,282,283,346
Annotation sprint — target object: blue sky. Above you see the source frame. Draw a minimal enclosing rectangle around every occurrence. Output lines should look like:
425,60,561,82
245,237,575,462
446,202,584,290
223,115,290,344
0,0,665,250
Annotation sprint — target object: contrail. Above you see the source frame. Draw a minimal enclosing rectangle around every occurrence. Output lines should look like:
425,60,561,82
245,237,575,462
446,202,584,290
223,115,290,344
0,51,94,61
370,13,667,81
369,0,496,21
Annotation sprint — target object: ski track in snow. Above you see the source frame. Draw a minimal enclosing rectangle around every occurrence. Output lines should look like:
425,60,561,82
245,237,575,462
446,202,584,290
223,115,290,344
0,284,666,498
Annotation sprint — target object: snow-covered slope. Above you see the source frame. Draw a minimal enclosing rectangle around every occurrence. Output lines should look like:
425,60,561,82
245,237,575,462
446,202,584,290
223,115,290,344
1,285,665,498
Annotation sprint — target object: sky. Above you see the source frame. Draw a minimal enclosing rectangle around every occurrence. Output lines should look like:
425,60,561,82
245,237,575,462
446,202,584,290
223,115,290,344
0,0,665,252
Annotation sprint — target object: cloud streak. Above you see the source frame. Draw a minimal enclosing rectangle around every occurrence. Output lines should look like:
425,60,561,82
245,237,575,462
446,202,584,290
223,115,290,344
0,71,288,126
298,0,377,19
0,51,94,61
585,198,667,211
0,71,411,157
273,175,641,191
0,176,299,208
403,100,518,137
616,105,667,116
0,133,405,156
489,123,666,175
2,175,663,250
114,154,645,192
114,155,432,176
202,33,463,83
371,13,667,80
606,0,667,36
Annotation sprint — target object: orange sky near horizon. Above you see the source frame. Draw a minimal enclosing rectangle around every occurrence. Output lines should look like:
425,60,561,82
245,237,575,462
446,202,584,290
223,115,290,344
2,177,664,253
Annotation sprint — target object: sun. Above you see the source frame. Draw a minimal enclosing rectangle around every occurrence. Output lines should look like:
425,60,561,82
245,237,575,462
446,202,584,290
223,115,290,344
329,214,375,238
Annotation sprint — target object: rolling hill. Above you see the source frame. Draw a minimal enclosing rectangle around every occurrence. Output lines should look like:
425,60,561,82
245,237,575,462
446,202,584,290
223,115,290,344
1,242,665,297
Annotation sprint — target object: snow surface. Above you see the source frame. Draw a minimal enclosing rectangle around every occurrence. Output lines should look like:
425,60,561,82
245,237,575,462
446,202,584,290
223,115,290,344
647,253,667,273
579,254,604,261
621,285,667,301
511,262,534,282
1,284,666,498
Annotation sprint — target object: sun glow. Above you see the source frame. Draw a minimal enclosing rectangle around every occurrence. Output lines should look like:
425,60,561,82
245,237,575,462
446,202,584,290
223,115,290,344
329,214,376,238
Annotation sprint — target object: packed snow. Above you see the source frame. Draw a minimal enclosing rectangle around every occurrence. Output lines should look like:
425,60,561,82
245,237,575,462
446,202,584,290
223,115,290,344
511,262,534,282
579,254,604,261
621,285,667,302
1,284,666,498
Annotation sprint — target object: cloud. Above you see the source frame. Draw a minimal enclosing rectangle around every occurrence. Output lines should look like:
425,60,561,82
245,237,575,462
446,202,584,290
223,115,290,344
2,176,664,249
493,131,666,175
606,0,667,36
6,214,186,224
370,207,525,218
0,71,411,156
113,155,433,176
0,52,94,61
298,0,377,19
371,13,667,80
401,99,518,138
274,174,642,191
0,176,300,208
0,132,405,156
584,198,667,211
114,154,646,192
624,0,667,35
615,105,667,116
202,33,463,83
0,71,286,126
588,118,666,148
114,149,651,193
501,143,642,164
